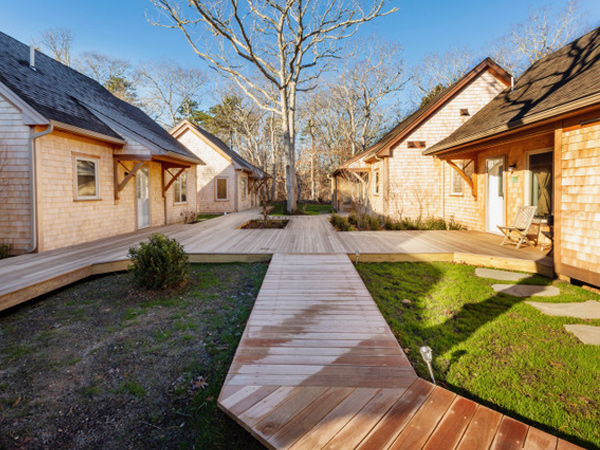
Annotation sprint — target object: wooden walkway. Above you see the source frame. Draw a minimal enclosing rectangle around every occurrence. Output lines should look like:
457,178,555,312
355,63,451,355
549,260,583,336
219,254,578,450
0,210,552,311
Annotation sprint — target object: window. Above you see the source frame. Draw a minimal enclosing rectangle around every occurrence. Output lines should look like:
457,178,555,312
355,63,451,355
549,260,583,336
215,177,228,201
374,171,381,195
75,157,99,200
407,141,426,149
450,161,464,195
528,151,553,216
240,178,248,201
174,172,187,204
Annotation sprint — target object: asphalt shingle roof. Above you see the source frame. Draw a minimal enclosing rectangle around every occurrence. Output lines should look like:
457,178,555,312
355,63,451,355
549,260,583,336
0,31,200,162
426,27,600,155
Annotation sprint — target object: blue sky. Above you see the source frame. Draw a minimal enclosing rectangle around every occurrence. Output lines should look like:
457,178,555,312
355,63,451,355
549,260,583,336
1,0,599,106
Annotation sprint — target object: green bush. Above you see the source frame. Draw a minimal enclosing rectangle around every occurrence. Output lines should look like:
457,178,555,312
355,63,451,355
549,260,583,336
127,233,189,290
0,244,10,259
367,214,382,231
423,217,448,230
348,211,358,226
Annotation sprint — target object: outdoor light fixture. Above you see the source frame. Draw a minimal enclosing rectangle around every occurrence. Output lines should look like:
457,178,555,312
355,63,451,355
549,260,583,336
420,346,436,385
355,250,360,265
508,164,517,172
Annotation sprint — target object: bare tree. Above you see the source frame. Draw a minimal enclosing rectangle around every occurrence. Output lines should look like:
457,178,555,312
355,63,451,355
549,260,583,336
77,52,138,103
412,0,584,106
34,27,74,66
315,38,406,156
411,46,474,102
137,62,207,128
149,0,397,214
490,0,584,75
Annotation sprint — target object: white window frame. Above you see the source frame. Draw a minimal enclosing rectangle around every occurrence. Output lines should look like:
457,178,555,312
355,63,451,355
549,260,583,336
74,156,100,200
524,147,553,213
215,176,229,201
173,172,188,205
450,161,464,196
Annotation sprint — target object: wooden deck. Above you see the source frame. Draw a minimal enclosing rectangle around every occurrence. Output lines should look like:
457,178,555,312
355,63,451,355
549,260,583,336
218,253,578,450
0,210,552,311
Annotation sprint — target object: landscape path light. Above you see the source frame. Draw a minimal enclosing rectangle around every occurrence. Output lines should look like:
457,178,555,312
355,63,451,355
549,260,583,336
420,346,436,385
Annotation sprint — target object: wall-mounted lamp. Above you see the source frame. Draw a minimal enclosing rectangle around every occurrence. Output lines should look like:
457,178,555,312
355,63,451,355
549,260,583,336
508,164,517,173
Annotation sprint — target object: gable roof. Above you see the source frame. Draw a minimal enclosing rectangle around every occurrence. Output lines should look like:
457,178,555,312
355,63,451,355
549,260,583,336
332,58,511,175
171,120,268,179
425,27,600,156
0,31,201,164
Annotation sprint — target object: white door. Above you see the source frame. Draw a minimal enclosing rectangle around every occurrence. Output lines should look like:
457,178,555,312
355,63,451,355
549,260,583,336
136,166,150,229
486,157,505,233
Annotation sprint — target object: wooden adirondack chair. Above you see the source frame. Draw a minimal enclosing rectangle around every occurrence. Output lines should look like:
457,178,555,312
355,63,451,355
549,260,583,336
498,206,538,249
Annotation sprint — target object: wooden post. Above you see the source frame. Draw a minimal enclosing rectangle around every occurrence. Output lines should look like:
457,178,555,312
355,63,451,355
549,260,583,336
553,125,562,276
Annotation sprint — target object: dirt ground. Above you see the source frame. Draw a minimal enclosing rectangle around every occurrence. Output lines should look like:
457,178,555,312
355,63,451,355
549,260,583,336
0,263,267,449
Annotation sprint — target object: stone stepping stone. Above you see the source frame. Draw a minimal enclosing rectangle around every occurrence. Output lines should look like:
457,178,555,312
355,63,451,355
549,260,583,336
492,284,560,297
475,268,532,282
526,300,600,319
564,324,600,345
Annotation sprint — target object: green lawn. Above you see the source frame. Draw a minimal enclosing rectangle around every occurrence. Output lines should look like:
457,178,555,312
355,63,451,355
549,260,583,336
195,214,221,221
269,202,332,216
0,263,267,449
357,262,600,449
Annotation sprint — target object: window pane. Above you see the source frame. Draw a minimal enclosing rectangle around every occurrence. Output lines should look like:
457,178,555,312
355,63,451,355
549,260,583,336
241,179,247,201
174,177,181,201
180,174,187,203
529,152,553,215
77,160,97,197
217,178,227,199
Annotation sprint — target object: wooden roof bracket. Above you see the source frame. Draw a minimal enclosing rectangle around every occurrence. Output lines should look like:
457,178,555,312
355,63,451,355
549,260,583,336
446,159,477,198
114,160,147,200
163,167,186,197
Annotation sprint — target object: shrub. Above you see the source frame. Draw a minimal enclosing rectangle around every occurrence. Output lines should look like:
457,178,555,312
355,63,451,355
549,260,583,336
384,218,395,230
127,233,189,290
367,214,382,231
423,217,448,230
338,219,355,231
349,211,359,226
448,218,464,230
0,244,10,259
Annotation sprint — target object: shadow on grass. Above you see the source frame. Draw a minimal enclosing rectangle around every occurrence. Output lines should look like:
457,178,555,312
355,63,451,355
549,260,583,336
357,261,596,449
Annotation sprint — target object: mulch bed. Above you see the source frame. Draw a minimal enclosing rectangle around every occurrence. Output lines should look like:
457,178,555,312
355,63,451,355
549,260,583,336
241,219,289,229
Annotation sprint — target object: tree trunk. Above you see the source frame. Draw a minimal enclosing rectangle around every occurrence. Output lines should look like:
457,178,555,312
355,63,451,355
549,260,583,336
310,153,315,201
281,90,298,214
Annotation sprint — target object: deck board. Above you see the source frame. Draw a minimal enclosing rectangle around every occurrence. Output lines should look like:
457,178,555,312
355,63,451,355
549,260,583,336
0,210,581,449
0,210,553,312
217,253,581,450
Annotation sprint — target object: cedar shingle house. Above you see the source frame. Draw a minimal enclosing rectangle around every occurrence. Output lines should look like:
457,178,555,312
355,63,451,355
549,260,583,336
172,120,267,214
426,27,600,287
0,31,203,254
332,58,511,219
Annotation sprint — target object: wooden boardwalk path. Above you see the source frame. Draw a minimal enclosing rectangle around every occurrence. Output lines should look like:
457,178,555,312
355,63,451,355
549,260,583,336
0,211,552,312
218,253,579,450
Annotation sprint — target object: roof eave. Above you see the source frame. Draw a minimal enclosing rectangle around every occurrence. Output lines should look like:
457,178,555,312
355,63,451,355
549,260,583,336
0,79,49,125
425,92,600,156
50,120,127,145
374,58,512,158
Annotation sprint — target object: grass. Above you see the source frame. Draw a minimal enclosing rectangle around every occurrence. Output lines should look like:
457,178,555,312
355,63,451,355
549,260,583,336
269,201,332,216
196,214,221,221
357,261,600,449
0,263,267,449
